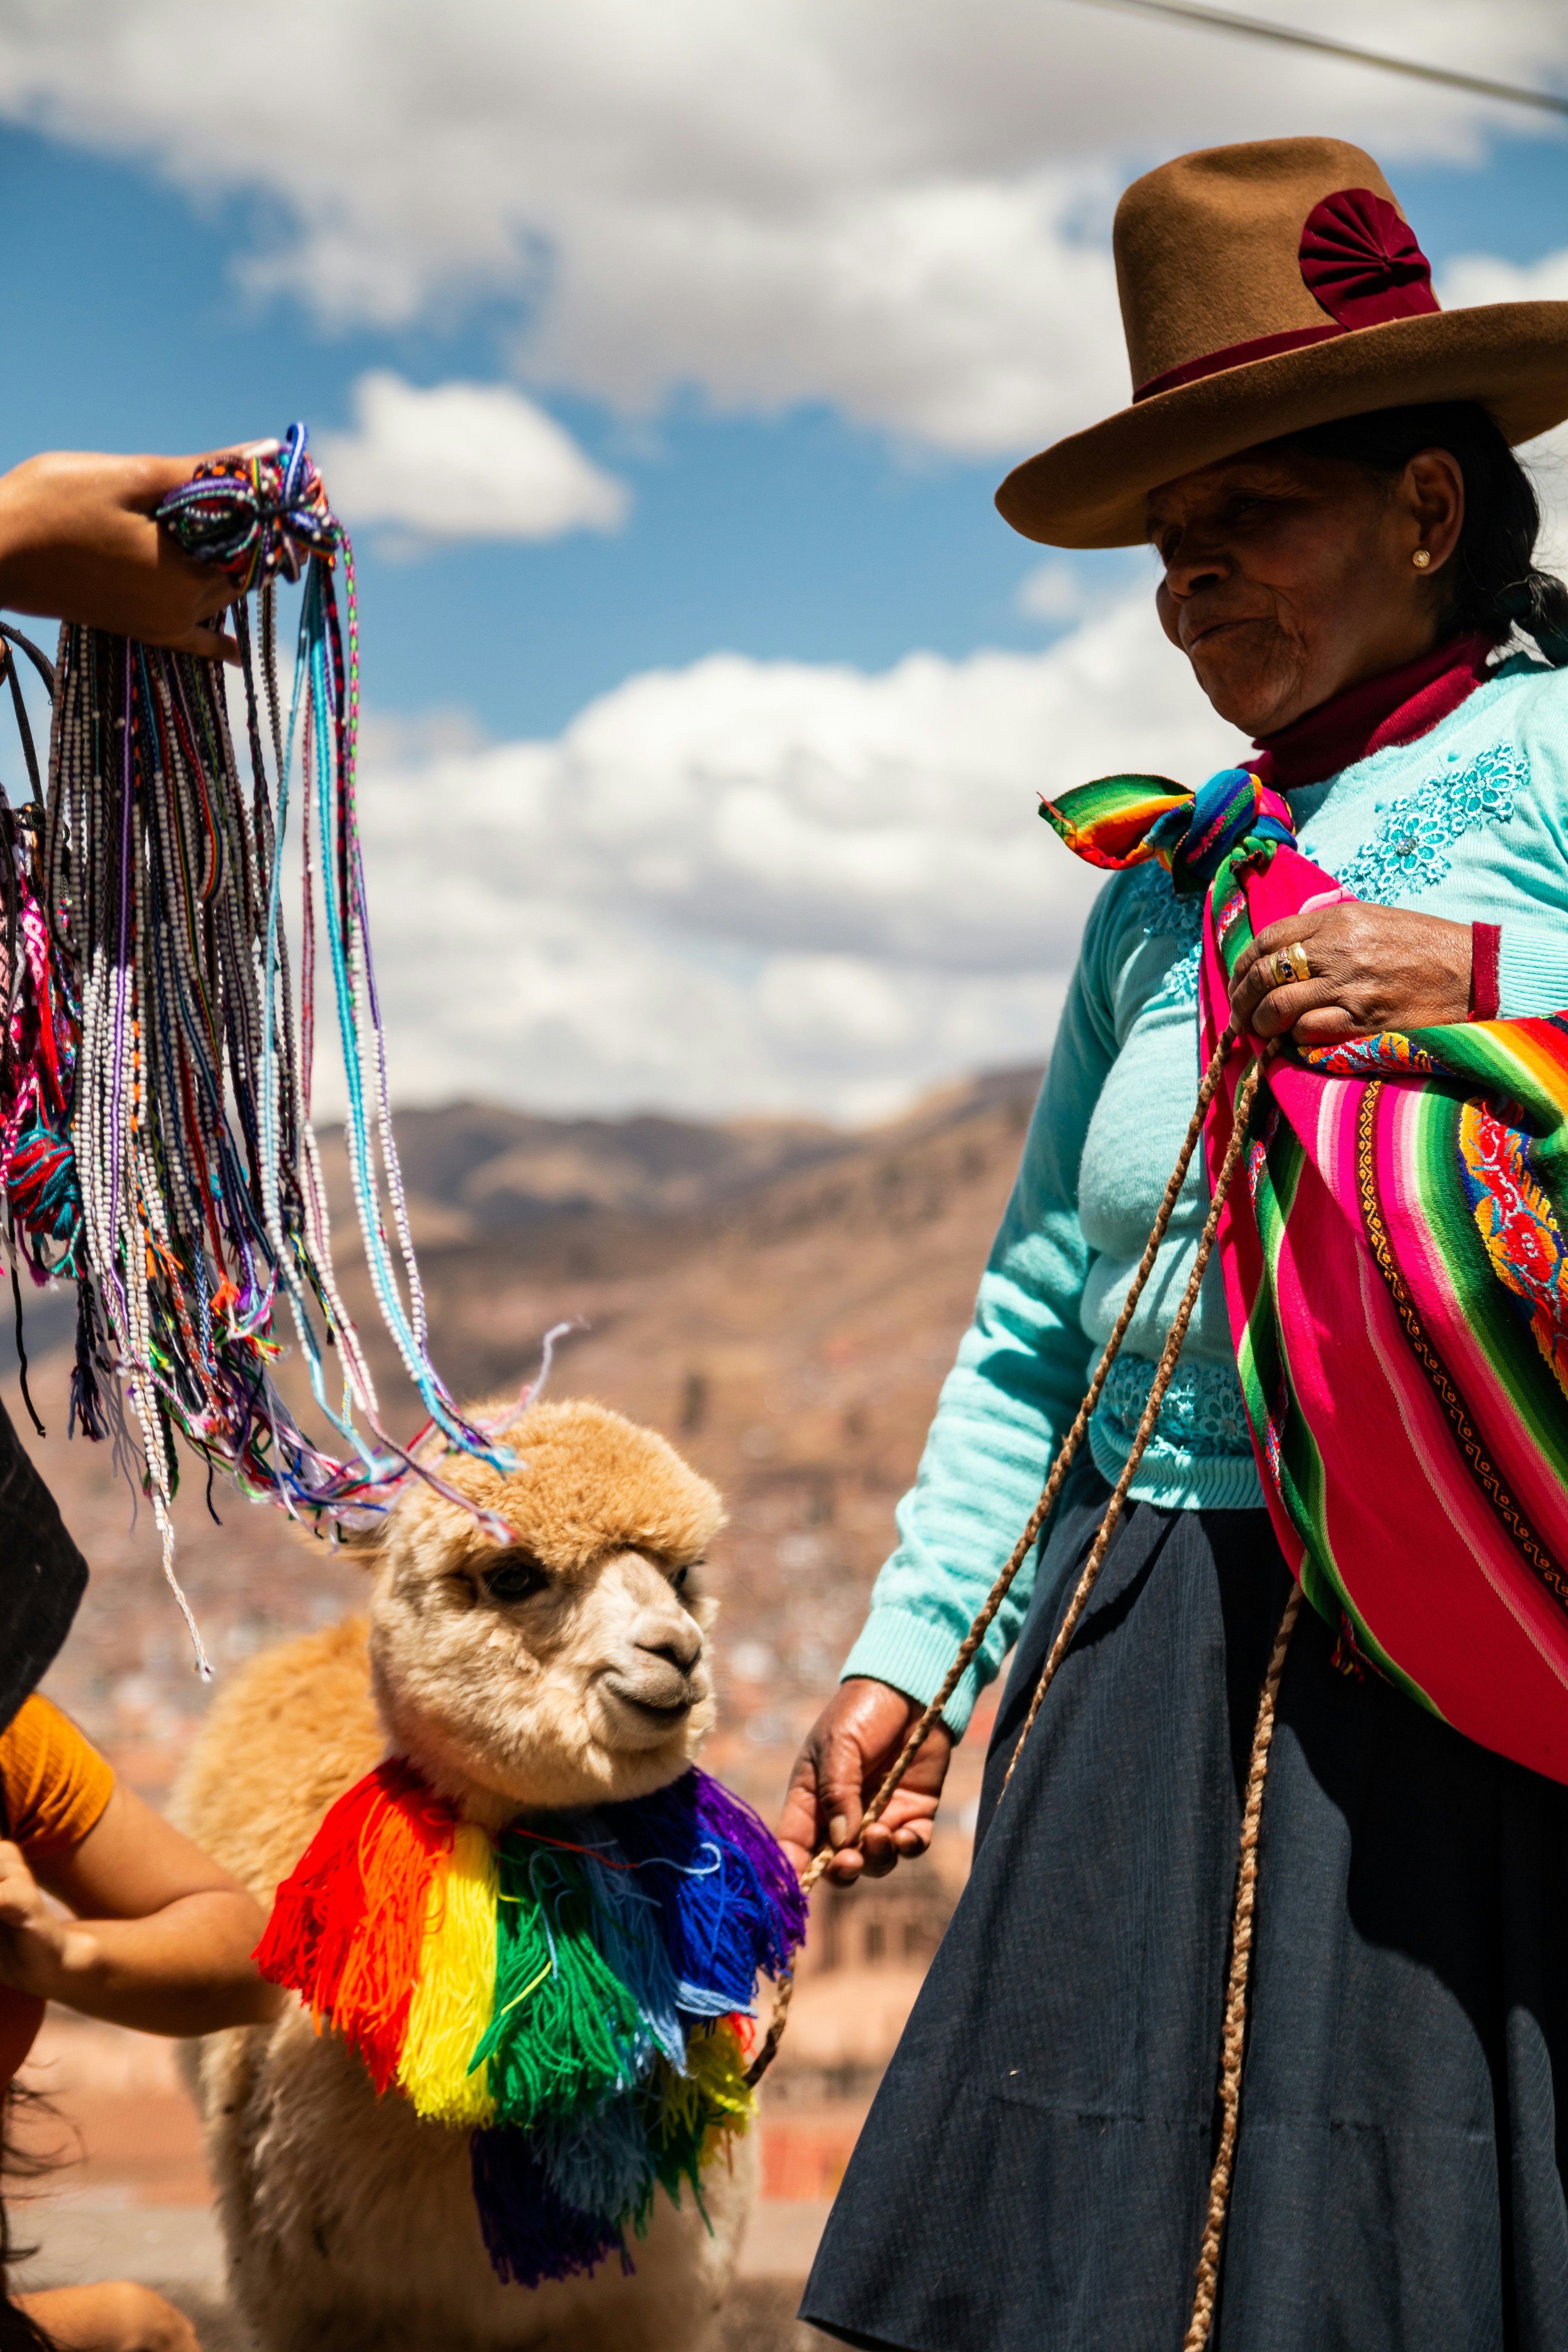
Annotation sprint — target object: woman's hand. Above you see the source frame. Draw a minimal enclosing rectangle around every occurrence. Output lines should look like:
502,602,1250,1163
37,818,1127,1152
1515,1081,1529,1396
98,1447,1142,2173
0,443,274,660
778,1678,952,1888
1230,900,1474,1044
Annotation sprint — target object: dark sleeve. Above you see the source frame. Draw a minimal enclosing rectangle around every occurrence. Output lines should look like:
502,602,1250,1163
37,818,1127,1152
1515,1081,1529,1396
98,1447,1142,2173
0,1395,87,1740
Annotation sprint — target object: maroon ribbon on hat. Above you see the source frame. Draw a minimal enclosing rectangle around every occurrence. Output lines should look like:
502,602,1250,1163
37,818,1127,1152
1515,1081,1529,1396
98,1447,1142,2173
1133,184,1439,403
1298,187,1439,330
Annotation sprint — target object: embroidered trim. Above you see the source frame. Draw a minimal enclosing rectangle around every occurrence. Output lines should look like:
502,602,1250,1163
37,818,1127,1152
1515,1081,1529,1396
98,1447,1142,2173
1095,1352,1254,1463
1331,744,1526,904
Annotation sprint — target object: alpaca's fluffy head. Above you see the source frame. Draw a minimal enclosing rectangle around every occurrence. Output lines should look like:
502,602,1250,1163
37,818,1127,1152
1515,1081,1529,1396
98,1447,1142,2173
362,1398,725,1823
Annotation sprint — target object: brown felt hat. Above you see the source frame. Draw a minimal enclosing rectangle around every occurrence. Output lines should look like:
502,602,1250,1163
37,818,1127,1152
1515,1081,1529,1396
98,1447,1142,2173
997,136,1568,549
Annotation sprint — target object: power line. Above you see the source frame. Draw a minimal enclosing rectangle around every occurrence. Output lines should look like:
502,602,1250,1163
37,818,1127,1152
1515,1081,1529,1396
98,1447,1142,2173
1060,0,1568,121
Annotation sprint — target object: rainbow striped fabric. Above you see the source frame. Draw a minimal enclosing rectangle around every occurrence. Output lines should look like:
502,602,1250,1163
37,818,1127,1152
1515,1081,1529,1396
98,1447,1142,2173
1047,769,1568,1782
256,1759,805,2287
1039,764,1294,890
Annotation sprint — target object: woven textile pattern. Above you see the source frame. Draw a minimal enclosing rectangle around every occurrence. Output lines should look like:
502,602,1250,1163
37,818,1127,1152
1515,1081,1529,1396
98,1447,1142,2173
1047,765,1568,1782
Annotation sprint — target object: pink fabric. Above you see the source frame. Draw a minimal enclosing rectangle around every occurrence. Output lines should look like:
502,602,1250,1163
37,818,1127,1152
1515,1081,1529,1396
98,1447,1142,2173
1197,848,1568,1782
1298,188,1439,331
1251,633,1494,793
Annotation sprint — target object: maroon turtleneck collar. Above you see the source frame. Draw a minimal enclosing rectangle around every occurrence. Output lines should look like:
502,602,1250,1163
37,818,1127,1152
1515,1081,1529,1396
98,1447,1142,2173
1250,632,1494,793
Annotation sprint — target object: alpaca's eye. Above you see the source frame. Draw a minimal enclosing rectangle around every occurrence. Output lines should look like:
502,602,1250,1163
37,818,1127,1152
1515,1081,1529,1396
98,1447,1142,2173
671,1566,690,1595
484,1555,548,1604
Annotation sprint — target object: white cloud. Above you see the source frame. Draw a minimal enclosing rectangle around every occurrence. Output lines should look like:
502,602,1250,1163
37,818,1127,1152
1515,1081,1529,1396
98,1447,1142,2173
1017,558,1113,625
337,588,1244,1123
1439,247,1568,309
314,372,628,542
0,2,1563,456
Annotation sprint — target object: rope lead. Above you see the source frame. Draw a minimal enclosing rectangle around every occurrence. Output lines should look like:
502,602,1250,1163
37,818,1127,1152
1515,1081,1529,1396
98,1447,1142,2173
753,1039,1297,2342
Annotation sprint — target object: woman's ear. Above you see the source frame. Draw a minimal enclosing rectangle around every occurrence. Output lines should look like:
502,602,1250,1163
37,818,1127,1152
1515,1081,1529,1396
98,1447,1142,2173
1402,447,1465,577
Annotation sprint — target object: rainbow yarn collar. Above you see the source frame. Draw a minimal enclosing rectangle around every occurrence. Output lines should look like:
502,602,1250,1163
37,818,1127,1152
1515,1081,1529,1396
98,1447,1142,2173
256,1759,806,2287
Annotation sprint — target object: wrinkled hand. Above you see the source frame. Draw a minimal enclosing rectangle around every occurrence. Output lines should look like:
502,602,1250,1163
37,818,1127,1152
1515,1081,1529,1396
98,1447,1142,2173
778,1677,952,1888
0,442,276,660
1230,900,1474,1044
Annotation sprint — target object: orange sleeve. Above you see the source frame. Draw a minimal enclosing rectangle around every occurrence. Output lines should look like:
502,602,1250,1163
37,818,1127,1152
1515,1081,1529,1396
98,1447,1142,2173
0,1694,114,1859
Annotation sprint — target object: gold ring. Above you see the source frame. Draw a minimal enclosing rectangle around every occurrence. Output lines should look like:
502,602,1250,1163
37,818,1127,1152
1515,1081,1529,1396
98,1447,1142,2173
1271,943,1310,988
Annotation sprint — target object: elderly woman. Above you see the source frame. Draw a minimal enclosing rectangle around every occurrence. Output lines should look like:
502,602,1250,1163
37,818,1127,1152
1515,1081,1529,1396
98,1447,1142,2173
784,138,1568,2350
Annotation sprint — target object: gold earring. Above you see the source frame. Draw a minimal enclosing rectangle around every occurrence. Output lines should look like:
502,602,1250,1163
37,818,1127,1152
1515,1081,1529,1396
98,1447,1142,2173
1412,548,1432,570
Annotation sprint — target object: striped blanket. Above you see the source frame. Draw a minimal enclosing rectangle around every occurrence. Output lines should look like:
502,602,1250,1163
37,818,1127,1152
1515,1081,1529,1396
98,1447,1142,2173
1043,766,1568,1783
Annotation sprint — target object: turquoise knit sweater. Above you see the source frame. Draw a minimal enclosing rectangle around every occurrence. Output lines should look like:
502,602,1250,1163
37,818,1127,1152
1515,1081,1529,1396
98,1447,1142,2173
842,656,1568,1736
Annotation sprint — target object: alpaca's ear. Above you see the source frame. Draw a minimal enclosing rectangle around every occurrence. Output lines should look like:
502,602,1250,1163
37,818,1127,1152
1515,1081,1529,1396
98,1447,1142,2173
331,1515,390,1565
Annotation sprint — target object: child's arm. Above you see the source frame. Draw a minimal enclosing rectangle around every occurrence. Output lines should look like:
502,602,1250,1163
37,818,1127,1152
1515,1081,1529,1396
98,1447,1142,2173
0,1782,282,2034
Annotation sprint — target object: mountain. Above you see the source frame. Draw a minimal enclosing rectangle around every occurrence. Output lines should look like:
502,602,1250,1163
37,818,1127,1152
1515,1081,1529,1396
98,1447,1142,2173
24,1066,1043,1827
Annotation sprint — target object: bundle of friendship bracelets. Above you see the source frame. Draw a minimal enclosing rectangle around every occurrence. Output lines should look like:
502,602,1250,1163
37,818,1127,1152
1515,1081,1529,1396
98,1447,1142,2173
256,1758,807,2285
0,428,508,1665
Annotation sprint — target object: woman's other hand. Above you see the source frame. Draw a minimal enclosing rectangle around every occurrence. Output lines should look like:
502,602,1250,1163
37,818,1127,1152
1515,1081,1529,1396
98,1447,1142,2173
778,1677,952,1887
0,444,275,660
1230,901,1474,1044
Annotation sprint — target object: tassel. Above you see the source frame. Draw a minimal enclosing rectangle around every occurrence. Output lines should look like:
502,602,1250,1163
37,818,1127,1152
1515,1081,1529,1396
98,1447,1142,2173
536,2095,657,2225
257,1758,453,2094
476,1842,645,2130
576,1833,686,2073
637,2018,754,2227
471,2128,627,2290
397,1821,499,2127
602,1769,807,2015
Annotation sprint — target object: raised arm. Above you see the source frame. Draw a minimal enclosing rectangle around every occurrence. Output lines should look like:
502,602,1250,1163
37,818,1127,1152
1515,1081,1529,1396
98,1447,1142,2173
0,442,273,658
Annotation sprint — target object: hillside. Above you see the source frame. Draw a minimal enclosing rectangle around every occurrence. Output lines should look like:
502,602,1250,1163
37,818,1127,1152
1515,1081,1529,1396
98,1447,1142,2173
22,1066,1043,1822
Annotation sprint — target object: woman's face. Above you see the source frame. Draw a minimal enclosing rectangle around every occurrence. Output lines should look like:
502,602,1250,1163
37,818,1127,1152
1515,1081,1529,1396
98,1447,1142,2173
1148,441,1465,736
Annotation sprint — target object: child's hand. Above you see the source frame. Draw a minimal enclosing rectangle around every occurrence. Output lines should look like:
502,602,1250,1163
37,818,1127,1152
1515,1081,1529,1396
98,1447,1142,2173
17,2281,201,2352
0,1837,72,2001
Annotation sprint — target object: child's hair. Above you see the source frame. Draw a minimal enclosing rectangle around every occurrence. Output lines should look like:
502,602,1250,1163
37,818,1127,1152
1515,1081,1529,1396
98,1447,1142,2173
0,2090,63,2351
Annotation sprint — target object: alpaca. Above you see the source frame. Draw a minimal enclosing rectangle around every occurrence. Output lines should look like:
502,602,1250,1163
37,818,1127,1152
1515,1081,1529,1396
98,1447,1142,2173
175,1396,769,2352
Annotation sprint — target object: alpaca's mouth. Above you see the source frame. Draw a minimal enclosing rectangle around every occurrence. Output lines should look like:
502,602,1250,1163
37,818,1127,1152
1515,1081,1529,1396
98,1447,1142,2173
600,1672,695,1724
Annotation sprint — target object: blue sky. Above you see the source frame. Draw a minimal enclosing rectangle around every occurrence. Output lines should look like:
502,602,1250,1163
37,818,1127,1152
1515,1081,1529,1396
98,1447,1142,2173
1,4,1566,1115
6,113,1565,741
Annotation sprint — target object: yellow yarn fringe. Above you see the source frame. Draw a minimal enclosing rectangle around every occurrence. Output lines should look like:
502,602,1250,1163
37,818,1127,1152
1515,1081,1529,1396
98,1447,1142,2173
398,1820,500,2127
674,2017,757,2163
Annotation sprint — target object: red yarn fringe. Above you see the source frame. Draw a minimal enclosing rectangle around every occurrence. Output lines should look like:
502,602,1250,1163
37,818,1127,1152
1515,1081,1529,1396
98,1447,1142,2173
255,1757,456,2093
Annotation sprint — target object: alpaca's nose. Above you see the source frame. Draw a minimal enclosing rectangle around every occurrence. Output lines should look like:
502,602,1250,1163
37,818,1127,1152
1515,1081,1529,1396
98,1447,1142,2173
632,1609,702,1676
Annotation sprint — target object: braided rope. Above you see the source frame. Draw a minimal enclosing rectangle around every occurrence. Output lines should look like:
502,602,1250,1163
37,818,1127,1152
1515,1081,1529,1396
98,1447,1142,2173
1182,1581,1302,2351
746,1034,1257,2088
998,1056,1265,1792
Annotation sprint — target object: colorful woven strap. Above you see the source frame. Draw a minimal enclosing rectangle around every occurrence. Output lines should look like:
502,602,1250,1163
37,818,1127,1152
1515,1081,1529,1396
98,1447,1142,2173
1040,764,1295,892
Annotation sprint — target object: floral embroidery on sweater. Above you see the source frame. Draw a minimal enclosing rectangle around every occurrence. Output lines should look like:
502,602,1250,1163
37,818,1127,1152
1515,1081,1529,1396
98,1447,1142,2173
1332,744,1527,903
1118,744,1525,1002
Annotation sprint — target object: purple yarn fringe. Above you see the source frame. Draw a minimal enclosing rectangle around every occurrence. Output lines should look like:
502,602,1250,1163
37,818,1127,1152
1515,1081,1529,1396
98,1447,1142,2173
472,2128,628,2288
